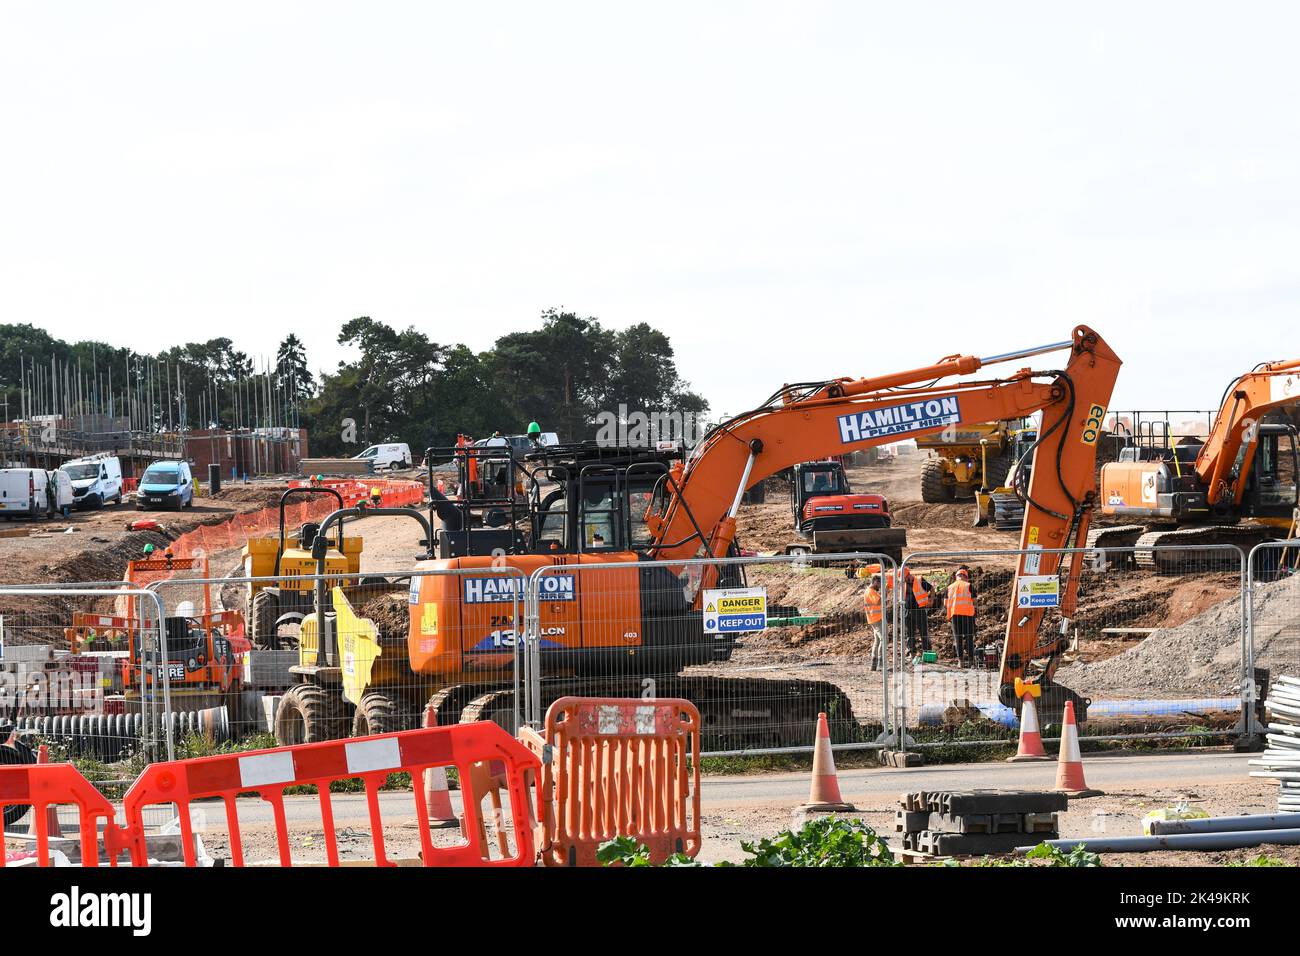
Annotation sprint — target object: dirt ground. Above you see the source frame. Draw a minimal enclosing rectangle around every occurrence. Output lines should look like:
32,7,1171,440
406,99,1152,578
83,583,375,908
0,483,290,633
696,773,1288,866
34,756,1279,868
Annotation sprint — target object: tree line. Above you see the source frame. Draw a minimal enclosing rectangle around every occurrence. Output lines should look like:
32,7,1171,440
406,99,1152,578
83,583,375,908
0,309,707,454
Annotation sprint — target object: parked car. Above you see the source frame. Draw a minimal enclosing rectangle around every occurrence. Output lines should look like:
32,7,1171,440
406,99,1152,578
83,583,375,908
137,460,195,511
60,454,124,509
353,442,412,471
0,468,71,519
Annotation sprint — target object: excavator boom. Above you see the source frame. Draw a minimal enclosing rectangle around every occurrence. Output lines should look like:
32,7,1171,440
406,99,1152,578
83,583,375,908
1197,359,1300,507
648,325,1122,707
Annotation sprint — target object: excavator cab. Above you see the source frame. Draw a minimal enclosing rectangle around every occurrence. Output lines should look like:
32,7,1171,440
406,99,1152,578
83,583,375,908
1237,423,1300,523
525,443,685,555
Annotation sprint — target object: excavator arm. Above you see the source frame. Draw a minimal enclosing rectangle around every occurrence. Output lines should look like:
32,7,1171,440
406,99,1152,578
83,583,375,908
1196,359,1300,508
645,325,1122,711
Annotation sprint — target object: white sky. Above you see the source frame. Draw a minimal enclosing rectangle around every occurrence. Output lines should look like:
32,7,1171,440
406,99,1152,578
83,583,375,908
2,2,1298,421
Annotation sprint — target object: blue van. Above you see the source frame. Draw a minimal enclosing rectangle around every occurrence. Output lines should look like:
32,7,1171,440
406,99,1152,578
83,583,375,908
137,460,195,510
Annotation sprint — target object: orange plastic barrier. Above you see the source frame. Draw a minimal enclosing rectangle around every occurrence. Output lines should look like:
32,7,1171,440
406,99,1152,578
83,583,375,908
1,721,541,867
120,721,540,867
520,697,702,866
0,763,133,868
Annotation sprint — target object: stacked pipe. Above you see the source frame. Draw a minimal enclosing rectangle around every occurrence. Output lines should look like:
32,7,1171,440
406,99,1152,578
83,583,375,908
1249,674,1300,812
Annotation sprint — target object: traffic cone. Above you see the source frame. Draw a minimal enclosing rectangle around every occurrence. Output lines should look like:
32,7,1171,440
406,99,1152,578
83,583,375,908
1007,685,1051,762
1054,701,1103,797
799,713,856,812
419,704,460,829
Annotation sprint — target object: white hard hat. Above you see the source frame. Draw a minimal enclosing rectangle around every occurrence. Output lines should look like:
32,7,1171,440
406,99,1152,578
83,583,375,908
175,600,196,617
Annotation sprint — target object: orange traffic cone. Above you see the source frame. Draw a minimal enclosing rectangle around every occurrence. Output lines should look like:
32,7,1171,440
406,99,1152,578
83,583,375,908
1054,701,1102,797
1008,682,1051,762
419,704,460,829
799,712,856,812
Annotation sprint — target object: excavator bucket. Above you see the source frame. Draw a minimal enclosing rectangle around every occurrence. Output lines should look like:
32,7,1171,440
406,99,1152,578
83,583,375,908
1011,683,1091,728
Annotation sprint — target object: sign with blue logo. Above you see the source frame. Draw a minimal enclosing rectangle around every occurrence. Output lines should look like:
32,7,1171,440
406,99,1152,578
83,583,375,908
1016,575,1060,608
837,395,962,443
702,587,768,634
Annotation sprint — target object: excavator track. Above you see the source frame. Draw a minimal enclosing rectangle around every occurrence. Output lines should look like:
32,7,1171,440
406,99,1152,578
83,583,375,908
440,675,861,752
1085,524,1146,568
1132,525,1271,571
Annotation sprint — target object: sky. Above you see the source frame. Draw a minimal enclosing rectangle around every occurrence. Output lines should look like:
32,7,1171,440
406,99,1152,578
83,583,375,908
2,2,1298,422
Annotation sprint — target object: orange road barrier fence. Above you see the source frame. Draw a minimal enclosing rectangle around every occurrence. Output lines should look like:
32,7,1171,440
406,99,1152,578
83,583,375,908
1,721,540,867
520,696,702,866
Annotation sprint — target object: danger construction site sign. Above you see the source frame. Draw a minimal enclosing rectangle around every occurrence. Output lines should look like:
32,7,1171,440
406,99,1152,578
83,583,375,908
702,587,768,634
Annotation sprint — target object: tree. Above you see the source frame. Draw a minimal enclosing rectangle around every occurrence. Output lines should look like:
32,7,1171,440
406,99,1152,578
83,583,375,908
490,309,615,439
276,334,315,402
0,310,708,450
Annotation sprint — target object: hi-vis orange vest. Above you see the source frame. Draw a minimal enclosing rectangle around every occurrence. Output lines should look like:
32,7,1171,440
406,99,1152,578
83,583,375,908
864,586,883,625
911,573,931,609
945,578,975,619
887,568,930,609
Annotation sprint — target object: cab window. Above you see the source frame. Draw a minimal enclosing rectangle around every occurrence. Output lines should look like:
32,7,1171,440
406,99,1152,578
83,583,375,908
628,490,655,547
535,491,568,549
580,486,617,550
803,469,843,495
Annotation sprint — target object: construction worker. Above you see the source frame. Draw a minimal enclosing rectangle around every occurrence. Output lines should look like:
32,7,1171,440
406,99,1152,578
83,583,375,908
527,421,543,446
864,573,886,671
944,567,977,667
906,569,935,655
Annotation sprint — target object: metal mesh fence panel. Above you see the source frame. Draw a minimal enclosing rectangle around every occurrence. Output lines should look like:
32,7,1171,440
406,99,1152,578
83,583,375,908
529,553,895,755
894,545,1247,748
0,585,168,789
155,566,528,748
1247,541,1300,739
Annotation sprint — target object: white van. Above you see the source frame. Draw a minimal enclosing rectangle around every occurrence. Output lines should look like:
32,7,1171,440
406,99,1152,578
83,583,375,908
46,469,74,516
0,468,72,519
354,442,412,471
0,468,43,518
60,454,124,509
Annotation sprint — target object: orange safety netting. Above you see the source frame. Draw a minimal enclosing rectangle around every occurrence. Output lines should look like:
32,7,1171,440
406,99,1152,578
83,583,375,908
165,478,425,560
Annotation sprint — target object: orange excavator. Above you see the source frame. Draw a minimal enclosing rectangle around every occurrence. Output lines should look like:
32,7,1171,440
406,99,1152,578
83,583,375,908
278,326,1120,747
1093,360,1300,569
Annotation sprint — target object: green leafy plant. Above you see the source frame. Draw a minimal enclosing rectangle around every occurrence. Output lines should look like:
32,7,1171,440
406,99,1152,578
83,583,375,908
595,836,701,867
598,817,900,868
970,842,1104,867
1228,854,1290,867
736,817,900,867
